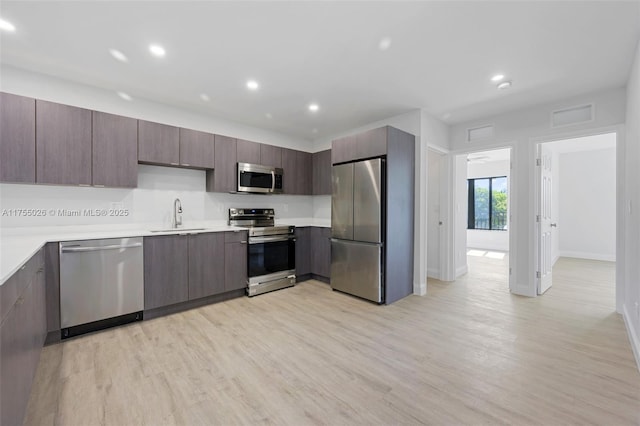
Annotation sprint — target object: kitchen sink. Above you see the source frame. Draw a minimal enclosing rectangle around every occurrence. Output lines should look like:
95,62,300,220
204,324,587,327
149,228,206,233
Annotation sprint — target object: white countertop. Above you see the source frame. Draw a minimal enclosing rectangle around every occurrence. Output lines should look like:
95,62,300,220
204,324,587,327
0,218,330,286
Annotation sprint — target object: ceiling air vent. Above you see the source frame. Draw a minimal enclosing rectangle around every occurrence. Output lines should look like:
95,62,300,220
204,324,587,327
467,124,494,142
551,103,594,128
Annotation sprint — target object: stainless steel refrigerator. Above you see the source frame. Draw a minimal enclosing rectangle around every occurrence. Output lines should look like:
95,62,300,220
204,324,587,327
331,158,385,303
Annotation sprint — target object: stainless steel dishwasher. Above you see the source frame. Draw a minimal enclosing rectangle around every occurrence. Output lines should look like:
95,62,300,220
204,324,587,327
60,237,144,338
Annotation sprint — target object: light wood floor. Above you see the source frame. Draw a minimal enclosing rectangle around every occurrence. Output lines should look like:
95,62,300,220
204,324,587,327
24,256,640,425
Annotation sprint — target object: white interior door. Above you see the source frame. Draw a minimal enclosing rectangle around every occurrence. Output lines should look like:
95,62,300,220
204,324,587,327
538,146,554,294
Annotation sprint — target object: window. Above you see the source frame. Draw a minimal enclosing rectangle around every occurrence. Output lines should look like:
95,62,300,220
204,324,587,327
468,176,507,230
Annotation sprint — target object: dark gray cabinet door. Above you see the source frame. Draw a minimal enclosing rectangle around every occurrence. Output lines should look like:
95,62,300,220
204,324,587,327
138,120,179,165
281,148,297,194
207,135,237,193
0,93,35,183
188,233,225,299
311,227,331,278
0,250,46,426
45,242,60,333
295,227,311,277
297,151,312,195
312,149,331,195
92,111,138,188
179,128,215,169
144,235,189,309
36,100,91,185
224,231,247,291
357,127,387,159
331,134,356,164
260,144,282,168
237,139,261,164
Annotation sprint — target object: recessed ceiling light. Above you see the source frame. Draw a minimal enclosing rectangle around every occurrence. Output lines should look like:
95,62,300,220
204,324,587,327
200,93,210,102
442,113,451,120
308,103,319,112
491,74,505,82
265,113,273,119
109,48,128,63
149,44,166,57
246,80,259,90
117,91,132,101
497,81,512,90
0,18,16,32
378,37,392,51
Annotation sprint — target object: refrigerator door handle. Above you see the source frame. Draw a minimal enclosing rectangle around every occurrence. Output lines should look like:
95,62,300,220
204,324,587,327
330,238,382,247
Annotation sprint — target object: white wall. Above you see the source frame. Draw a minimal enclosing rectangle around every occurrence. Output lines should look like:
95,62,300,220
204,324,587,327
466,159,510,252
0,67,315,229
454,154,468,278
558,148,616,261
623,41,640,370
449,87,626,297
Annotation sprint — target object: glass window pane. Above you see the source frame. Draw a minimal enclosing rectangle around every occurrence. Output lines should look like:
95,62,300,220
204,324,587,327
491,177,508,230
474,179,490,229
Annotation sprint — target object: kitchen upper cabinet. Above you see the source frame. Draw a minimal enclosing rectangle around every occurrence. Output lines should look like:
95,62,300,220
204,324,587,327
237,139,261,164
311,227,331,279
92,111,138,188
260,144,282,168
179,128,215,169
206,135,237,193
331,134,357,165
331,128,388,164
312,149,331,195
36,100,92,185
144,235,189,310
356,127,387,159
295,227,311,278
282,148,312,195
188,232,225,299
224,231,248,292
138,120,180,166
0,93,35,183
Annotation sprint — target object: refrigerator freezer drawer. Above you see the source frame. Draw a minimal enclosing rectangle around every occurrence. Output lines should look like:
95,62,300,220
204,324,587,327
331,239,382,303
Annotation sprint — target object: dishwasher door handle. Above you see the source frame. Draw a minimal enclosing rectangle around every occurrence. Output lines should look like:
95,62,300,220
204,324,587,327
61,242,143,253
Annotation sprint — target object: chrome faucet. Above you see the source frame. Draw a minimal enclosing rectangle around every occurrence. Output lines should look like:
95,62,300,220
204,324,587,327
173,198,183,228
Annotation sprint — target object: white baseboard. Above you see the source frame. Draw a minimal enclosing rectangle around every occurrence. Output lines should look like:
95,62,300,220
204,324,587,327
623,304,640,372
427,268,440,280
558,251,616,262
455,265,468,278
413,280,427,296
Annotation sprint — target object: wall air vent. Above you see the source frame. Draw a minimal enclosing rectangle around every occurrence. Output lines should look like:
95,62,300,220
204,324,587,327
551,103,594,128
467,124,494,142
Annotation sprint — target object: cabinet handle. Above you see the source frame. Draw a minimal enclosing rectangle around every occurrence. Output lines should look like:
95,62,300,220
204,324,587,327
182,163,191,167
94,184,105,188
37,267,44,273
16,296,24,306
170,162,180,166
240,241,247,244
79,184,91,187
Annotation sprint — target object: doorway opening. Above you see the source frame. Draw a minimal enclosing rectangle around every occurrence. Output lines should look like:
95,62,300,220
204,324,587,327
452,148,512,288
536,133,617,305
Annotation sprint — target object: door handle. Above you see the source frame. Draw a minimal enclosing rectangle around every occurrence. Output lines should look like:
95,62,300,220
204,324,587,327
550,223,557,227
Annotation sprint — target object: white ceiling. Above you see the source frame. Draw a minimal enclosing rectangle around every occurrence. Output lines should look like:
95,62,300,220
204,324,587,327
1,1,638,141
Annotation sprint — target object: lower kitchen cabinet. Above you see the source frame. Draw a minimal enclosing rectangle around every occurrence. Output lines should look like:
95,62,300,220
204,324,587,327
224,231,248,291
310,227,331,279
0,249,46,426
144,235,189,310
188,232,225,299
295,227,311,277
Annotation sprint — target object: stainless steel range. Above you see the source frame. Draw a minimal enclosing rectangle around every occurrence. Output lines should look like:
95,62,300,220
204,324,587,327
229,208,296,296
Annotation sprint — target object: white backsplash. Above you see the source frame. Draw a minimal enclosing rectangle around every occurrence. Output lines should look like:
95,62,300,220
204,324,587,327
0,165,318,228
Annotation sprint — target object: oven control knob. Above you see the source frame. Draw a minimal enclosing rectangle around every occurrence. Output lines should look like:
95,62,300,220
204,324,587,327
238,209,244,215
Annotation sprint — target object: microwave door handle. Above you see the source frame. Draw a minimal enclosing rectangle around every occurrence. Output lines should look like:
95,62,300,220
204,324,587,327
271,170,276,191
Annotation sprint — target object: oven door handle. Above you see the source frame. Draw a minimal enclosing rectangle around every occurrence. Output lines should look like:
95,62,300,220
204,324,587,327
249,235,296,244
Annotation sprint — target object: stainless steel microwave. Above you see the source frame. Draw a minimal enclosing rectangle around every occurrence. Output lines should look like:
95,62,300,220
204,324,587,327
237,163,283,194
